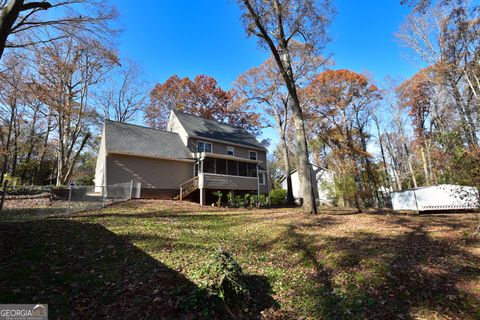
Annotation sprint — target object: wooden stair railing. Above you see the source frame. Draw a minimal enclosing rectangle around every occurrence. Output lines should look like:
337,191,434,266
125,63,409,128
178,176,199,201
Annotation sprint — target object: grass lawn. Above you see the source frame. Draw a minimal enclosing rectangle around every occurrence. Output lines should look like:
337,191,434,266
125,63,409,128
1,200,479,319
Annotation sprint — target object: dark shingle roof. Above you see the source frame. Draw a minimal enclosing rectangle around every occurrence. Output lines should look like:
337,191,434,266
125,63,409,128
173,110,266,149
104,120,191,160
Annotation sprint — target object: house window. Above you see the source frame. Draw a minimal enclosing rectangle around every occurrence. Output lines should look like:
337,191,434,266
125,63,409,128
227,146,235,156
197,141,212,153
249,150,257,160
258,172,265,185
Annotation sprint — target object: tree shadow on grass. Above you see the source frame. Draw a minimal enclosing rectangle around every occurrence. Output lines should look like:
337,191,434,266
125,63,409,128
0,219,226,319
281,220,480,319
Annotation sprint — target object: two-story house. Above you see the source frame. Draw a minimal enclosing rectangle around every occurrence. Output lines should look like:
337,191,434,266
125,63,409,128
94,110,268,205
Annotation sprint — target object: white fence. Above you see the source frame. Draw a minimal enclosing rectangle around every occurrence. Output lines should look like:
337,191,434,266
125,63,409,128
67,181,141,214
391,184,480,212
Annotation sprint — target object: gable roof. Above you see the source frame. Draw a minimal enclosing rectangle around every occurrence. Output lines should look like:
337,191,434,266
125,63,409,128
278,164,335,183
104,120,191,160
172,110,266,150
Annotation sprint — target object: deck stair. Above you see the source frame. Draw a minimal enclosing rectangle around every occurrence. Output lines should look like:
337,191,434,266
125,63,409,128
177,176,199,201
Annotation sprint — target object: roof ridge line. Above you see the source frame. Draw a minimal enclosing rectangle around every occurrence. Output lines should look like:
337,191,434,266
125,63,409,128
173,109,253,131
105,119,179,135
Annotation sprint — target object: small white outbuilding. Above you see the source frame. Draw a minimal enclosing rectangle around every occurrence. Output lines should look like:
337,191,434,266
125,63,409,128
391,184,480,212
280,165,335,205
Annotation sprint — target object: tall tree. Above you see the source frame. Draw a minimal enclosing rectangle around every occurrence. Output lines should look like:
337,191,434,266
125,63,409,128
0,0,117,61
396,1,480,147
102,61,148,123
237,0,334,214
304,69,382,210
235,42,326,205
0,54,26,186
146,74,262,136
32,35,118,185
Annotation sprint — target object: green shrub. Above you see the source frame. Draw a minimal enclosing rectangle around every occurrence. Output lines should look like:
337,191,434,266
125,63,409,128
249,194,269,208
243,193,251,207
212,191,223,207
269,189,287,205
196,249,251,316
6,185,54,196
227,191,235,207
225,191,269,208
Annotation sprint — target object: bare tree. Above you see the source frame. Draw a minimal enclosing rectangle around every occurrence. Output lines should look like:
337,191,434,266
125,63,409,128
32,35,117,185
0,54,26,187
396,1,480,147
236,42,325,205
102,61,148,123
237,0,334,213
0,0,117,61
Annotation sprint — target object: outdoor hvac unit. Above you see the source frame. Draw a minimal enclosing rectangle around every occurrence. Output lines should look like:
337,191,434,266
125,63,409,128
391,184,480,212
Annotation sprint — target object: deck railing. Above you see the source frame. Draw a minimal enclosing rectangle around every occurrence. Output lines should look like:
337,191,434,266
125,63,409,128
179,176,199,200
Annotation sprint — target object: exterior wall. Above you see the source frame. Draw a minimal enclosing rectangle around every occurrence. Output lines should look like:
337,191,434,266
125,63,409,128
313,169,335,202
188,138,267,165
283,172,301,198
282,167,335,202
259,174,268,194
106,153,193,189
189,138,268,193
167,112,189,146
202,173,259,191
94,126,106,187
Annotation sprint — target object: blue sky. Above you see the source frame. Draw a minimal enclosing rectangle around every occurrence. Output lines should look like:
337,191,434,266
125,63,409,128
115,0,418,150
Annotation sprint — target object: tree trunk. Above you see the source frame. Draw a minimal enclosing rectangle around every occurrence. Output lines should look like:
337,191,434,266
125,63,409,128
425,140,436,184
420,145,430,185
405,143,418,188
242,0,316,213
360,132,379,207
290,97,316,213
374,118,392,190
0,0,23,61
35,114,52,185
0,101,16,187
280,133,295,205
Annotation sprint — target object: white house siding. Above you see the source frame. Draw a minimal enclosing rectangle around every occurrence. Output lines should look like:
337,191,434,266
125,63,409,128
282,166,335,203
167,113,189,146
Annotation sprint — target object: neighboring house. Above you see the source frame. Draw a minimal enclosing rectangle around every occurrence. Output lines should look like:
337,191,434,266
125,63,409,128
94,110,268,205
280,165,335,205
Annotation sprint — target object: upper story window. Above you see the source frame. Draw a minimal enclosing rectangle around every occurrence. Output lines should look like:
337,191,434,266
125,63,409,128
227,146,235,156
197,141,212,153
249,150,257,160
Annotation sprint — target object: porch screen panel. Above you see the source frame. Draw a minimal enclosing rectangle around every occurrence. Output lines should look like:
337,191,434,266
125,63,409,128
204,158,216,174
238,162,248,177
227,160,238,176
248,163,257,177
216,159,226,175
